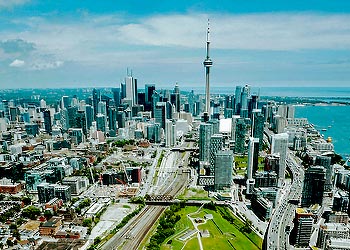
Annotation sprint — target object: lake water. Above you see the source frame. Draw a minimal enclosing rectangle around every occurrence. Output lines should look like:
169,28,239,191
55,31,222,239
295,105,350,158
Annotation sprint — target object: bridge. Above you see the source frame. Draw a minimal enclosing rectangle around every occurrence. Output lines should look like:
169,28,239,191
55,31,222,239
147,194,173,201
145,199,226,206
171,147,199,152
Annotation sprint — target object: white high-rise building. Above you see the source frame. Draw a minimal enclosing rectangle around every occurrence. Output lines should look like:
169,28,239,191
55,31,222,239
165,119,175,148
271,133,289,186
125,75,138,106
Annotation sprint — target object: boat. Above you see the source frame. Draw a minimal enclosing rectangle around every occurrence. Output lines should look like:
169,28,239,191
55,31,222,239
328,125,332,128
321,128,327,131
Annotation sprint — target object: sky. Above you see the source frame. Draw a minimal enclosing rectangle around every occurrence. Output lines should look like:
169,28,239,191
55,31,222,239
1,0,350,89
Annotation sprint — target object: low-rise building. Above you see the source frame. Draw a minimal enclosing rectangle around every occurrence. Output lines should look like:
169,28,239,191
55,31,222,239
39,216,62,236
317,223,350,249
0,178,22,194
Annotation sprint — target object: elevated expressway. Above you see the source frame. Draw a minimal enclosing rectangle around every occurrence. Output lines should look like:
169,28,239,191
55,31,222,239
265,151,305,250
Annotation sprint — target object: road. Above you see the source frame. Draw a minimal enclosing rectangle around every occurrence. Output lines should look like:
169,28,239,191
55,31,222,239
230,183,268,237
265,151,304,250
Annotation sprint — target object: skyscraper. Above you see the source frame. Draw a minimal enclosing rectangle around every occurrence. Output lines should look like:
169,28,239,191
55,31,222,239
92,89,100,119
43,110,52,134
125,73,138,106
172,83,181,112
154,102,167,129
67,106,78,128
75,110,87,136
315,155,333,192
108,108,117,132
271,133,288,185
199,123,212,162
234,86,242,115
240,84,250,117
112,88,121,107
234,118,247,154
301,165,326,207
253,109,265,150
145,84,155,103
84,105,94,130
96,114,106,132
247,137,259,194
61,96,70,110
214,150,233,190
165,119,175,148
209,134,223,175
116,110,125,129
203,20,213,121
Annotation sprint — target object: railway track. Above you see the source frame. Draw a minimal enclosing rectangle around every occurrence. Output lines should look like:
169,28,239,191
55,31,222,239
120,206,166,250
101,154,190,250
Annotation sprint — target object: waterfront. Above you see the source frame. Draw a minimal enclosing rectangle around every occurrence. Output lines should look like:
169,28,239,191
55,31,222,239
295,105,350,158
182,87,350,98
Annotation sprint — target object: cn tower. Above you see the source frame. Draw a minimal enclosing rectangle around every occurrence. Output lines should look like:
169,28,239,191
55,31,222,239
203,19,213,121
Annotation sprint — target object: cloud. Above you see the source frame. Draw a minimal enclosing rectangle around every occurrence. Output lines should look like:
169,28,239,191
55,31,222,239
0,39,35,54
9,59,25,67
0,0,29,9
30,60,64,70
117,13,350,50
2,12,350,74
2,12,350,64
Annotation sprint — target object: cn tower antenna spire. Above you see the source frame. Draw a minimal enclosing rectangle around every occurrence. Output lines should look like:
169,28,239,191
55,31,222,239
203,18,213,121
206,19,210,58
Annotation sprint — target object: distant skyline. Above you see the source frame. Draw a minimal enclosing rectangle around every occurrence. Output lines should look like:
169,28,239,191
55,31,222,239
1,1,350,88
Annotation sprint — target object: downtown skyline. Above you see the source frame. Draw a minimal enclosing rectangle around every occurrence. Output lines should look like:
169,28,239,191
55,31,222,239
1,1,350,88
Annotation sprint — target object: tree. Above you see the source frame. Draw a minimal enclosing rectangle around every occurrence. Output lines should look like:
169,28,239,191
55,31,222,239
22,206,41,220
241,219,252,233
22,197,32,206
12,230,20,240
6,239,13,247
44,210,53,220
94,236,101,245
82,218,92,228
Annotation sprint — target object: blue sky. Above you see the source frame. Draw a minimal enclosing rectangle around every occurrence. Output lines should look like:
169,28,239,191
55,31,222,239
1,0,350,89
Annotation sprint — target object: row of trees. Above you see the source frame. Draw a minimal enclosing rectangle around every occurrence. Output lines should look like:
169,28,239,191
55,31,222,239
146,204,184,250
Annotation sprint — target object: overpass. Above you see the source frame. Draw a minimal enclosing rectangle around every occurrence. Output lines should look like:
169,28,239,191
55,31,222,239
145,199,226,206
171,147,199,152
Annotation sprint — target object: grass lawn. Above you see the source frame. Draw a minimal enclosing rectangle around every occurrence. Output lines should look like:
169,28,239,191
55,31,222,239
258,156,265,171
235,167,247,176
158,206,197,250
159,206,262,250
199,207,262,250
235,156,248,169
235,156,265,175
177,187,212,200
183,236,200,250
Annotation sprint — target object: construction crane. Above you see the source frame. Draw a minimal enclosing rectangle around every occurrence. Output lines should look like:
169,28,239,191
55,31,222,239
120,160,132,184
89,164,95,185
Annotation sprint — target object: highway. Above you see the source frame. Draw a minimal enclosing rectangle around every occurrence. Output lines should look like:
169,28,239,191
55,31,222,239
265,151,304,250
